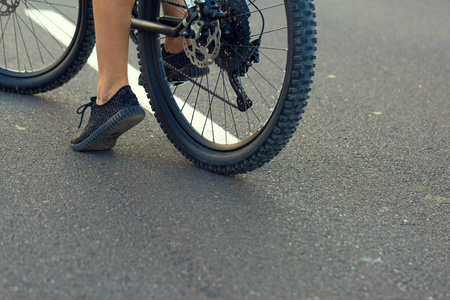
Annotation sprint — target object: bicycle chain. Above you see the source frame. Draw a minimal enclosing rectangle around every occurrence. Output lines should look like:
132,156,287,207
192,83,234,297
162,60,239,110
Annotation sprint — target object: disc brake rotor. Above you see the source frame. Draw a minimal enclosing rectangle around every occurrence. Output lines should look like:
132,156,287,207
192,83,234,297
182,21,221,68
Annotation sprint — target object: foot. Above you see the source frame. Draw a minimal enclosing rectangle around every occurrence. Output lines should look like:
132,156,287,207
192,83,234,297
70,86,145,151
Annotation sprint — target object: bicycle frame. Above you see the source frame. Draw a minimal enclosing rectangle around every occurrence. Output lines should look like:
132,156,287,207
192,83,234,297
131,16,184,37
130,0,219,37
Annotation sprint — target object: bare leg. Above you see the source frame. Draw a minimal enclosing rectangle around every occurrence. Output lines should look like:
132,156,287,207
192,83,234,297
93,0,135,105
72,0,192,150
93,0,188,105
162,1,190,53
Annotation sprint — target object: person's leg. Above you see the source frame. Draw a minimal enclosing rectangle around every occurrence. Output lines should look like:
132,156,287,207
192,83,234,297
70,0,144,151
71,0,203,151
160,1,208,82
162,1,189,53
93,0,135,105
94,0,189,102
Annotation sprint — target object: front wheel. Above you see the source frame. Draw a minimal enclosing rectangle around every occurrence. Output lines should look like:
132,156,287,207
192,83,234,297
138,0,317,174
0,0,95,94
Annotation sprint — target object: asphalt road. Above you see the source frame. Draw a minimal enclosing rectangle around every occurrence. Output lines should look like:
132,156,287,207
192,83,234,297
1,0,449,299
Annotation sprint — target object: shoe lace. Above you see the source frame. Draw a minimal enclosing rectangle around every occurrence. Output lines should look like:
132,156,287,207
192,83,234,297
76,97,96,129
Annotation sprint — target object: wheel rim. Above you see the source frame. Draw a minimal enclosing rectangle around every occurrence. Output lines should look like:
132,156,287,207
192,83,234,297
154,0,290,151
0,0,82,77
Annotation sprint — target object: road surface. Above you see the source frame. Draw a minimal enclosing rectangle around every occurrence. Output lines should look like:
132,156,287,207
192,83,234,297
0,0,449,298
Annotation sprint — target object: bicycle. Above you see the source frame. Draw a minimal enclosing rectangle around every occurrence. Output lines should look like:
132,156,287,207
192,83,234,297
0,0,317,174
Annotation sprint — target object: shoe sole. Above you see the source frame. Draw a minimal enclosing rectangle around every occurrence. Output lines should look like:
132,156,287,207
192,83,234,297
71,105,145,151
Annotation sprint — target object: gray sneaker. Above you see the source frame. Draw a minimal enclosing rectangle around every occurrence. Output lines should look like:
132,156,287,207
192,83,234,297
70,85,145,151
161,44,210,83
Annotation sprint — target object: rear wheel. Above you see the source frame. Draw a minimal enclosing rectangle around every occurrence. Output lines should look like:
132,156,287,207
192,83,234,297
0,0,95,94
138,0,317,174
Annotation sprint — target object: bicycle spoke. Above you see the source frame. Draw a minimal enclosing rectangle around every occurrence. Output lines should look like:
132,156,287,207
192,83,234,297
13,14,19,71
25,5,69,48
0,15,10,69
190,76,203,125
161,0,187,23
226,44,287,52
21,9,58,63
28,0,77,9
229,23,288,73
234,63,263,127
249,26,287,40
29,0,78,21
158,0,290,145
15,10,34,71
178,82,195,113
221,38,281,93
221,68,239,140
201,68,222,140
136,0,316,173
25,7,41,70
246,71,273,109
1,0,79,73
221,2,284,23
1,0,95,95
201,73,213,139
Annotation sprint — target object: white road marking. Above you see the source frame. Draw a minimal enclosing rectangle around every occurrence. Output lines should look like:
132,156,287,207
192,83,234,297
28,9,238,144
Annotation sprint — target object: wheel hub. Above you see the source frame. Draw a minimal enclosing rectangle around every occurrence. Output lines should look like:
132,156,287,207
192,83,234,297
0,0,20,16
